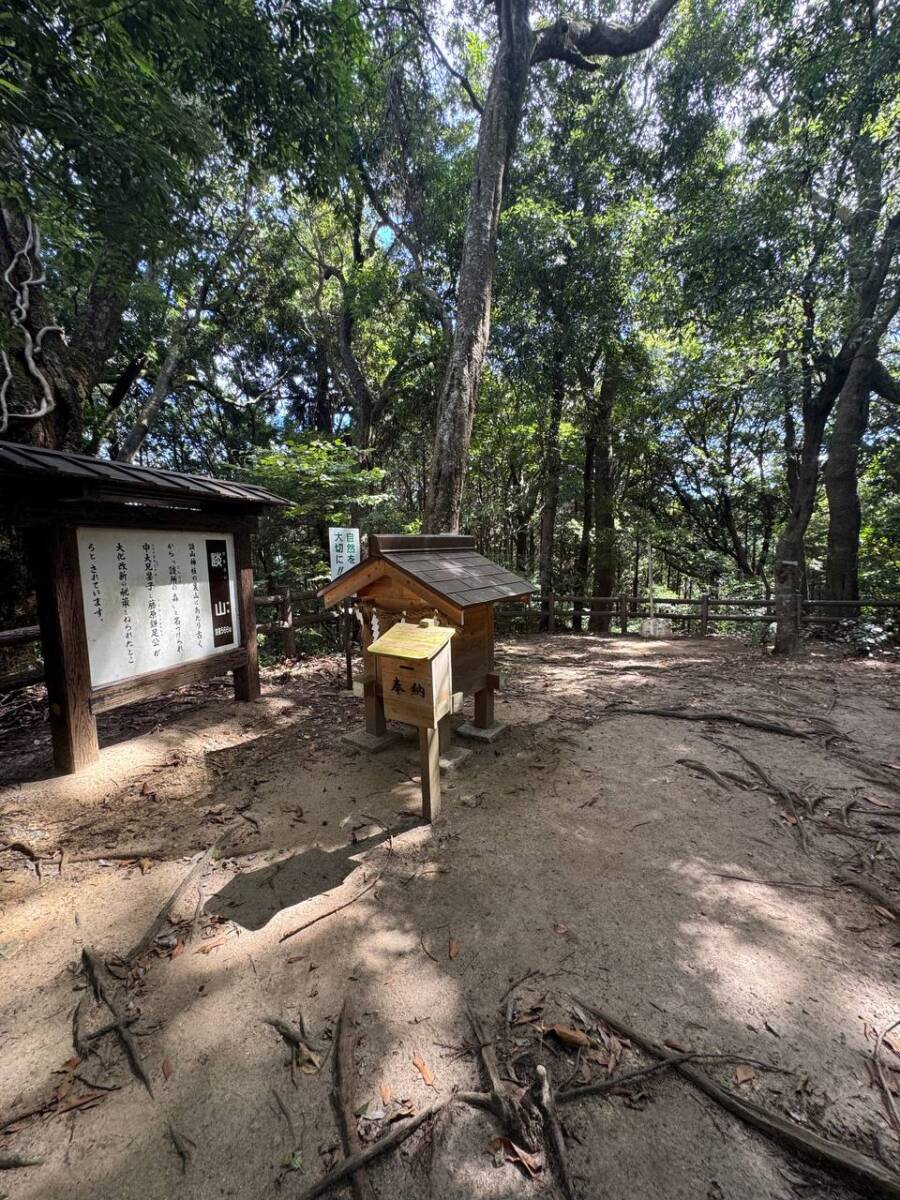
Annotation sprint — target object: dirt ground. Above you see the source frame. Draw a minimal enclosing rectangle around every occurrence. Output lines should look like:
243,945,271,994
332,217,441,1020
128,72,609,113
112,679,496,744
1,633,899,1200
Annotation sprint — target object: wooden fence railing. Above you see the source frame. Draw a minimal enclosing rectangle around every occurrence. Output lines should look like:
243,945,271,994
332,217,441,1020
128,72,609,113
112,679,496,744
4,589,897,695
496,592,900,636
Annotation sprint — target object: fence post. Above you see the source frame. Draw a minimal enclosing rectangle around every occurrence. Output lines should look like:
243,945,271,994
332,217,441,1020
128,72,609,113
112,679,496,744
281,587,296,659
547,592,556,633
619,593,628,636
700,593,709,638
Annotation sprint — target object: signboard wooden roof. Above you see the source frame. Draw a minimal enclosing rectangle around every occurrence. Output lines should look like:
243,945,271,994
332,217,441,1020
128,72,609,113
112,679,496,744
367,620,455,661
0,443,287,511
320,534,536,618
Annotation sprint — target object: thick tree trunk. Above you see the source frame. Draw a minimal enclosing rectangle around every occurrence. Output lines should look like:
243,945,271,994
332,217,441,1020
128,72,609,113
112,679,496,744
538,354,564,631
422,0,532,532
589,358,618,633
0,201,133,450
824,346,875,612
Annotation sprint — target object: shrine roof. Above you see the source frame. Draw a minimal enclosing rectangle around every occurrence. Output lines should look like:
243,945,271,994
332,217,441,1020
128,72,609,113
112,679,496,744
0,442,287,510
320,534,536,610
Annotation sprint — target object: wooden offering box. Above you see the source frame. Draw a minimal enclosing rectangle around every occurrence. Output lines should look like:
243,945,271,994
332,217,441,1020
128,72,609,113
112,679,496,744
368,618,454,820
368,619,454,729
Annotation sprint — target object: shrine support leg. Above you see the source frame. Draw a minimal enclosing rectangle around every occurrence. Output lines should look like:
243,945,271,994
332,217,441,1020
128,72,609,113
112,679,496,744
29,525,99,773
418,726,441,822
233,529,260,701
473,683,495,729
364,677,387,736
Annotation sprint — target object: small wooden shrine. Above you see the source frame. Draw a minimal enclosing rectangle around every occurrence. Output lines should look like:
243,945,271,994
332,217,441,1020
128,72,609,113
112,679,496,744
0,442,286,773
320,534,535,754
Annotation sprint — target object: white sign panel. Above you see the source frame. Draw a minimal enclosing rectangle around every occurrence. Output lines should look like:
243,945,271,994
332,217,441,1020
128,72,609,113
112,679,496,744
329,526,360,579
77,527,241,688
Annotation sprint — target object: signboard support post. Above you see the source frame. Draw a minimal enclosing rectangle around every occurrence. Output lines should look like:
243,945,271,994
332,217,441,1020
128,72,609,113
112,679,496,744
29,525,100,772
232,530,260,701
343,600,353,690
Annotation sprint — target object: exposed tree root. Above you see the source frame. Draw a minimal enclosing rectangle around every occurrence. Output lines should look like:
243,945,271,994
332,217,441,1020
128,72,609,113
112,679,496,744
575,997,900,1199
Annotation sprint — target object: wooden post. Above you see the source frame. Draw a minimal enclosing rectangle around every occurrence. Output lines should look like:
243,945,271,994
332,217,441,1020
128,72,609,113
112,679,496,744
364,676,386,736
474,683,494,729
418,725,441,821
233,529,260,701
700,593,710,638
547,592,556,633
343,599,353,690
281,587,296,659
29,525,99,772
619,593,628,636
438,712,452,753
795,591,804,638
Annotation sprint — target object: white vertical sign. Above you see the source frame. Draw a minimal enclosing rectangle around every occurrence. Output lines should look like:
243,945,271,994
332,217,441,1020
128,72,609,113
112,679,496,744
329,527,360,579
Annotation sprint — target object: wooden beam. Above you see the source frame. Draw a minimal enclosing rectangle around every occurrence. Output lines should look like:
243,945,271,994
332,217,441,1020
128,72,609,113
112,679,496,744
91,648,247,714
0,624,40,648
28,525,99,772
232,529,260,701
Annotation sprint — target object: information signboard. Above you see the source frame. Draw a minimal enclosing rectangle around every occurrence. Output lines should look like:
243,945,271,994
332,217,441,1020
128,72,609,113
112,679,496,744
328,527,360,579
76,527,241,687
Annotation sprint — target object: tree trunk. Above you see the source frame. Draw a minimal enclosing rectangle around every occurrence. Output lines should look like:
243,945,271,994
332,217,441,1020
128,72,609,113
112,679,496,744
0,202,133,450
589,357,619,633
422,0,532,532
824,346,875,613
538,353,564,631
572,399,597,633
116,345,181,463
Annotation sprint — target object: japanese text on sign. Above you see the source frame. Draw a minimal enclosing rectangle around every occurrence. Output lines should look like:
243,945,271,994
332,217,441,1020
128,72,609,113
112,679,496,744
76,528,240,687
328,527,360,579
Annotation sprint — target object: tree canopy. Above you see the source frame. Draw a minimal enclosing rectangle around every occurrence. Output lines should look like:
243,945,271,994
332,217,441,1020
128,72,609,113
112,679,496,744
2,0,899,647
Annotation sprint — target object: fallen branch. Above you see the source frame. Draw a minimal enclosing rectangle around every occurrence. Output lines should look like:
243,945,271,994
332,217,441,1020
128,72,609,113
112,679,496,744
279,831,393,945
575,997,900,1199
294,1102,447,1200
532,1064,576,1200
125,830,234,963
81,946,154,1097
838,871,900,921
0,1153,43,1169
331,998,376,1200
167,1122,196,1174
263,1016,322,1076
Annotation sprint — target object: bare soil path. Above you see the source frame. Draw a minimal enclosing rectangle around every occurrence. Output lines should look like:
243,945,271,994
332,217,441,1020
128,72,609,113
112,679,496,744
1,634,898,1199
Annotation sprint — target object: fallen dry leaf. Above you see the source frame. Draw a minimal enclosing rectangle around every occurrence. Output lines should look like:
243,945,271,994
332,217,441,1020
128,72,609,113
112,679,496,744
545,1024,591,1048
161,1058,173,1081
490,1136,544,1179
553,922,569,936
194,936,227,955
734,1065,755,1086
412,1054,434,1087
379,1082,392,1105
138,857,154,874
171,939,185,959
448,938,460,960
